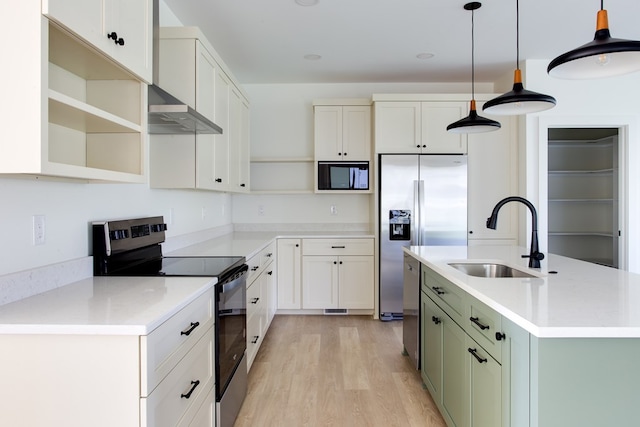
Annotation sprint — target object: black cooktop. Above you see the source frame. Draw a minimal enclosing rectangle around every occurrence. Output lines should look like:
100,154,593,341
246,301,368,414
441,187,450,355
106,256,245,278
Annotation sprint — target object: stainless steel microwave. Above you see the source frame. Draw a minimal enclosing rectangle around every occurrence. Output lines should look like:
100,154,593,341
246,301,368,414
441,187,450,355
317,161,369,191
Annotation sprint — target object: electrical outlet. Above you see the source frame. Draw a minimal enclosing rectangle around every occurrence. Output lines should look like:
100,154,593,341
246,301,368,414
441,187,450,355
330,205,337,215
33,215,45,245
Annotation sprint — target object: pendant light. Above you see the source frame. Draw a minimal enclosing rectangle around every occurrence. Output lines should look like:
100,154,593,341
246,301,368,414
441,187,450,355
548,0,640,79
447,2,500,134
483,0,556,115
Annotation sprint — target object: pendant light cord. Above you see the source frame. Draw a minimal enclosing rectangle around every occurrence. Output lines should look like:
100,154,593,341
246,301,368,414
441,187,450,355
516,0,520,70
471,6,475,99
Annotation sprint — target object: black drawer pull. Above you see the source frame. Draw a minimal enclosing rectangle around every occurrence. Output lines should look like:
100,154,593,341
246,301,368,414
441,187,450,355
431,286,445,295
251,336,259,344
180,321,200,336
107,31,124,46
470,316,490,330
251,266,259,271
431,316,441,325
266,253,273,257
331,245,346,249
468,348,487,364
267,271,273,275
495,332,506,341
251,297,260,304
181,380,200,399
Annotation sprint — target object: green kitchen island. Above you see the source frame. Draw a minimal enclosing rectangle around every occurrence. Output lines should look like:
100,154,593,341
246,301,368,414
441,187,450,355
405,245,640,427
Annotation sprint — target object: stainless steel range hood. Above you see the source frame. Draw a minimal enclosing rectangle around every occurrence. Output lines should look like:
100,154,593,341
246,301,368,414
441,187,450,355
148,1,222,135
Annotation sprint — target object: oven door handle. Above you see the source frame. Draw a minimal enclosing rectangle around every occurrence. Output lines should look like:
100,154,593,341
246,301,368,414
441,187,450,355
218,265,248,294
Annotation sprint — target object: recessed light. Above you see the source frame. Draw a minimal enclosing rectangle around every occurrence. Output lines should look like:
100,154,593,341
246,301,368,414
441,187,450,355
416,53,435,60
304,54,322,60
295,0,319,6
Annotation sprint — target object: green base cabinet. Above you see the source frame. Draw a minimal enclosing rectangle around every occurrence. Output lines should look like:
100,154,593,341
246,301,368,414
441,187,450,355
418,261,640,427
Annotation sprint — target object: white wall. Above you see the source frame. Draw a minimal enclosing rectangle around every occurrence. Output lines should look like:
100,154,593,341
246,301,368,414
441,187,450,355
522,59,640,272
0,176,232,276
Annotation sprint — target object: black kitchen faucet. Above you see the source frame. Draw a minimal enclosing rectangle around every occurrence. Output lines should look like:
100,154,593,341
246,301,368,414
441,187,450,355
486,196,545,268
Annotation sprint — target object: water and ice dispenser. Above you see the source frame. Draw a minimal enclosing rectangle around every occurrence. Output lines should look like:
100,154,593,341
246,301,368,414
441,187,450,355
389,210,411,241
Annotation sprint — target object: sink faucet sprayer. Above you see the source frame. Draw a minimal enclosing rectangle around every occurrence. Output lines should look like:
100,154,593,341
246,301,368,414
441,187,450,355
486,196,544,268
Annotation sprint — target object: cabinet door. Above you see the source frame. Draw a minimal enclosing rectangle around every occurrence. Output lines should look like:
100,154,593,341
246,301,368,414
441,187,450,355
195,42,216,121
105,0,152,83
229,89,250,192
338,255,373,309
374,102,422,153
43,0,103,49
342,106,371,160
442,315,470,427
314,106,343,160
277,239,302,309
421,294,444,402
467,115,518,242
421,102,467,154
212,70,231,189
467,337,502,427
302,256,338,309
501,317,530,427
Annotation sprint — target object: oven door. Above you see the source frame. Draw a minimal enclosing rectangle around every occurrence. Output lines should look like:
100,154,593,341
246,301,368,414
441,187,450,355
215,264,248,402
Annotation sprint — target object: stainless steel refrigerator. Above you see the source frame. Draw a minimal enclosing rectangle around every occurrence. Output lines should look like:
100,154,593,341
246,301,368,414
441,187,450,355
379,154,467,321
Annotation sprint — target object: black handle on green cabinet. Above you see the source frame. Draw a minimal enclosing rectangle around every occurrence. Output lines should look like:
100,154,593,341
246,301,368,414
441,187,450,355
180,321,200,336
495,332,506,341
431,316,441,325
431,286,445,295
468,348,487,364
470,316,490,330
181,380,200,399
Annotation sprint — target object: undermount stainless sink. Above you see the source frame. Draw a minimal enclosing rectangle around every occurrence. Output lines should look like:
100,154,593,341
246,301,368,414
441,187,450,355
448,262,538,278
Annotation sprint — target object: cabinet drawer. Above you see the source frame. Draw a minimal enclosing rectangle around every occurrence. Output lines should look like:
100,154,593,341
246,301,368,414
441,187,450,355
422,268,465,325
247,241,277,284
261,241,276,266
141,329,214,427
302,238,373,256
467,297,503,363
246,251,261,285
141,289,214,396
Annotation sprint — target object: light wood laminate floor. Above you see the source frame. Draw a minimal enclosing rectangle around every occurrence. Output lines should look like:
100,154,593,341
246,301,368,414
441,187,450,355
234,315,446,427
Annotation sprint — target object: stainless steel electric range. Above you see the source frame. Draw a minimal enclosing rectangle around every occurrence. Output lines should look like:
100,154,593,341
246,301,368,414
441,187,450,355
92,216,247,427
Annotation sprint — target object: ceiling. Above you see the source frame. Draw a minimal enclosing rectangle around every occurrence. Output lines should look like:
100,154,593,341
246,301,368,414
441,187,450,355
162,0,640,85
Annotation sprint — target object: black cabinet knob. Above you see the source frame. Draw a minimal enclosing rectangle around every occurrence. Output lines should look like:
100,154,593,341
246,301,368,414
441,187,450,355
215,178,222,183
495,332,506,341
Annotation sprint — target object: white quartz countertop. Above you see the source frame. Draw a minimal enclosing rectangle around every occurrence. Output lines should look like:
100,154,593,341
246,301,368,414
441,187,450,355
406,245,640,338
0,276,215,335
167,230,374,260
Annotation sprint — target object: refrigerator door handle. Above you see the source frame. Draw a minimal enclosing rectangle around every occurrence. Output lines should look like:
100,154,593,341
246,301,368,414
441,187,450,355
412,180,420,246
418,180,426,246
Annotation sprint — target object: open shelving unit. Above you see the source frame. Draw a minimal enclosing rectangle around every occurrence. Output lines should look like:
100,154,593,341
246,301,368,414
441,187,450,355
249,157,314,194
548,129,619,267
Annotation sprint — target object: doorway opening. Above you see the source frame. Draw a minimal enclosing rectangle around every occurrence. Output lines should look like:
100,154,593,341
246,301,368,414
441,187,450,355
547,127,620,268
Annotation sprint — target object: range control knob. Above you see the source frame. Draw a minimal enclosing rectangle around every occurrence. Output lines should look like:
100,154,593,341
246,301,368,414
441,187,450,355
151,223,167,233
109,229,129,240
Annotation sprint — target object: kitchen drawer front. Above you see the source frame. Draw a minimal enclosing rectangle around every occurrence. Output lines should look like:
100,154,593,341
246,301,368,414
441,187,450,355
422,268,465,326
302,238,373,256
247,273,264,315
467,297,502,363
246,307,263,370
181,386,215,427
141,289,214,396
261,241,276,267
141,329,214,427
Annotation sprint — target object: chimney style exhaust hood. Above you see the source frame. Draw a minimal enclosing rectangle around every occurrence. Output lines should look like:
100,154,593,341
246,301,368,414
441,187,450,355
148,1,222,135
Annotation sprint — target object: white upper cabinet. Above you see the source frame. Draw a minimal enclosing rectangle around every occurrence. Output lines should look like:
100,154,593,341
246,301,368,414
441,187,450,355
149,27,250,193
0,2,149,182
42,0,152,83
314,103,371,161
374,100,467,154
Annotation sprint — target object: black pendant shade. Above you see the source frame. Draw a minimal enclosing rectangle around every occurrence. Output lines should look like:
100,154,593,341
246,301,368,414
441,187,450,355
548,8,640,79
483,0,556,115
483,70,556,115
447,2,500,134
447,100,501,134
